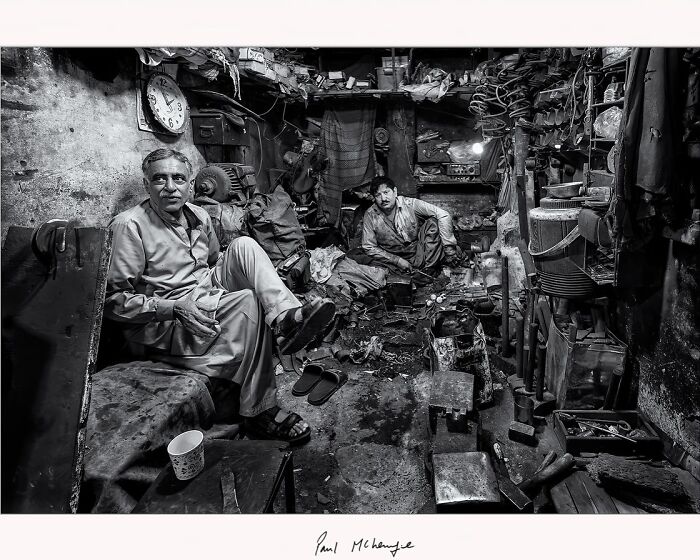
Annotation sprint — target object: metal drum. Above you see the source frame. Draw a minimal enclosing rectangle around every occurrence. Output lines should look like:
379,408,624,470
528,198,594,298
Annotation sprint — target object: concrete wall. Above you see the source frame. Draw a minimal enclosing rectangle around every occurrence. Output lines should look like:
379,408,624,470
1,48,205,240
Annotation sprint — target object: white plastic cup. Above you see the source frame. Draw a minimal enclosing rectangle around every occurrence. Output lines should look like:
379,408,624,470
167,430,205,481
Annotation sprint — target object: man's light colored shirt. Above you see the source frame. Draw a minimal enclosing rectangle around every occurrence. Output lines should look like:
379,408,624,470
361,195,457,267
104,199,223,348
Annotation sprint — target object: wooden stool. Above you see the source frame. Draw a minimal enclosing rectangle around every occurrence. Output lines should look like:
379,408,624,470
134,439,296,513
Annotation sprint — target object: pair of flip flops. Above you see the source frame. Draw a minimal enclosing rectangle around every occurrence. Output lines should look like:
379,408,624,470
292,364,347,406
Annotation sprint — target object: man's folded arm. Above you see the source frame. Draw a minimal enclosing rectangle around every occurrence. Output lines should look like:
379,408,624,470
412,199,458,247
104,220,174,323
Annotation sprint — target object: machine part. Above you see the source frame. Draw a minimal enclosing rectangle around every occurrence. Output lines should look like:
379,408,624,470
501,256,512,357
374,127,390,146
509,421,537,446
194,163,256,204
446,162,481,176
529,198,595,298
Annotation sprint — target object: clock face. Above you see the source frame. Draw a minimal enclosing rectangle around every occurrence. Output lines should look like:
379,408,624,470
145,73,189,134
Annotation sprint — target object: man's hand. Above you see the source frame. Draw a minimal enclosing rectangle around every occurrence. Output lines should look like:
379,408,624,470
444,245,463,265
173,299,220,337
396,258,413,274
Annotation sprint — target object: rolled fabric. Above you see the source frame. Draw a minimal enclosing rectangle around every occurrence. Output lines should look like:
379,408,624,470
578,208,612,247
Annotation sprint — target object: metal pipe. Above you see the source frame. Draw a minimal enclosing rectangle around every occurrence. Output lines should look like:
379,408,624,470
524,322,538,392
501,256,511,357
515,317,525,379
535,344,546,400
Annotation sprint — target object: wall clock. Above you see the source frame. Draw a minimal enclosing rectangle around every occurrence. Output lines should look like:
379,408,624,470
144,72,190,134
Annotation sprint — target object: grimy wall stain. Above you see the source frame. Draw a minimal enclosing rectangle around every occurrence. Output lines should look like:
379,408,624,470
1,48,205,240
617,244,700,463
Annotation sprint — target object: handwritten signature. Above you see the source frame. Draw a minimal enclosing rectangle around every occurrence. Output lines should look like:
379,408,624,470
315,531,415,558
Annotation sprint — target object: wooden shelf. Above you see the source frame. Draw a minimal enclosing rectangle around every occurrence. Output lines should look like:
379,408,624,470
592,99,624,108
416,175,497,186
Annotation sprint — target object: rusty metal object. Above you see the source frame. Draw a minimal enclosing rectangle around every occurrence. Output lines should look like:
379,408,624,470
501,255,512,357
433,452,500,507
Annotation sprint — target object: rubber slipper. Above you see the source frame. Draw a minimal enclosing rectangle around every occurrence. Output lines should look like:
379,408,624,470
292,363,325,396
243,406,311,446
307,369,348,406
277,299,336,355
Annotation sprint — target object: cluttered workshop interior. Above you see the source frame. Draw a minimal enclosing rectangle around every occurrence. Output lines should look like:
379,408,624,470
1,46,699,515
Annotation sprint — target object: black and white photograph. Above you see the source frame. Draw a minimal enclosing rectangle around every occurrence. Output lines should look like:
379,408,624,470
1,1,698,558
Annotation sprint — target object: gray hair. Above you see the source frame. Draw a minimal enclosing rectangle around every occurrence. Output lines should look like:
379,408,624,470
141,148,193,176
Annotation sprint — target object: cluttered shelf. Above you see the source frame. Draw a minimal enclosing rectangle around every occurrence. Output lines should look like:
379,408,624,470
308,86,476,101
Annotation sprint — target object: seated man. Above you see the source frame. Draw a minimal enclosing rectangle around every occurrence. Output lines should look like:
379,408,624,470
104,148,336,445
361,177,461,275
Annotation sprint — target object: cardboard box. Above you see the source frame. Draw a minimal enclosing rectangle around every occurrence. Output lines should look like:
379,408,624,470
240,59,277,82
239,47,274,63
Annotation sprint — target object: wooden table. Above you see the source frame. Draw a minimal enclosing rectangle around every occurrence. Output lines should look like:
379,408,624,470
133,439,296,514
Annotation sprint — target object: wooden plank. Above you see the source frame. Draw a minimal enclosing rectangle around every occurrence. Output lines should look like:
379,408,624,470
579,471,619,514
1,225,111,513
611,495,646,514
135,440,290,514
564,471,597,514
550,479,578,513
387,100,416,197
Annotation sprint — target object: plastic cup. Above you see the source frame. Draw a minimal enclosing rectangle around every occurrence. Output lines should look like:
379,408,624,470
167,430,204,481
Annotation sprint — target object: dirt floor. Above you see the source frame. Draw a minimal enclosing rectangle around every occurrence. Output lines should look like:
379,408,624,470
272,276,552,513
271,275,700,514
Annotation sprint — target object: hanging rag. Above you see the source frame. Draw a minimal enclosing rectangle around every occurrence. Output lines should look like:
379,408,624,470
613,48,687,248
319,102,377,226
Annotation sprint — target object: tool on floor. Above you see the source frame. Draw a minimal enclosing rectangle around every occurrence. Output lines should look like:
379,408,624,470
429,371,476,434
490,442,533,512
518,453,575,497
524,321,538,392
513,389,534,424
432,451,500,509
532,344,556,416
508,316,526,390
509,421,537,446
221,469,242,514
534,451,558,474
501,255,512,357
602,364,624,410
558,412,637,443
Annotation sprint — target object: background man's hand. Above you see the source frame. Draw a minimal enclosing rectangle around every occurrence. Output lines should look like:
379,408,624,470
396,258,413,273
173,299,219,337
444,245,463,265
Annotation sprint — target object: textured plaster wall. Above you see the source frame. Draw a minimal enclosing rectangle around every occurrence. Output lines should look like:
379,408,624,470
617,244,700,462
1,48,205,240
637,247,700,460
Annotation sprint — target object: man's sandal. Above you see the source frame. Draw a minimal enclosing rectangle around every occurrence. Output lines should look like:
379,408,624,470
244,406,311,446
275,298,336,355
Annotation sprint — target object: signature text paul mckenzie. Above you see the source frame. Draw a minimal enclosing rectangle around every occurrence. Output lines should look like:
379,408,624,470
315,531,415,558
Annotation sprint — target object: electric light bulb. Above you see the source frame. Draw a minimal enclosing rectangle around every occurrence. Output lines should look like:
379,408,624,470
472,142,484,155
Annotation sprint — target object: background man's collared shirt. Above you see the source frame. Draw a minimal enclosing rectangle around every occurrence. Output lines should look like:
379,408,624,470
361,195,457,267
